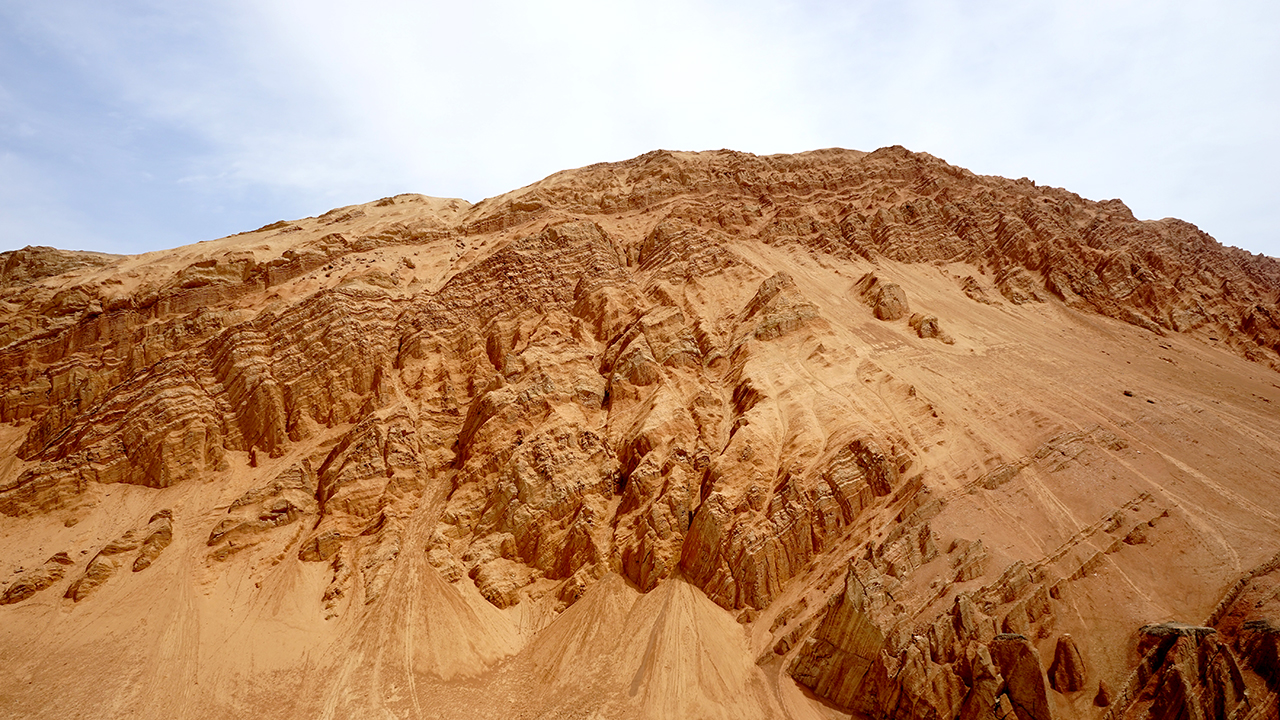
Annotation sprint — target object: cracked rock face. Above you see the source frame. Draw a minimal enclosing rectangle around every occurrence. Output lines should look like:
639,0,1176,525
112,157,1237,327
1,147,1280,719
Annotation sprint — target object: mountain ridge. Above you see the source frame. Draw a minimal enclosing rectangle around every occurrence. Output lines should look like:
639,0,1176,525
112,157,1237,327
1,147,1278,720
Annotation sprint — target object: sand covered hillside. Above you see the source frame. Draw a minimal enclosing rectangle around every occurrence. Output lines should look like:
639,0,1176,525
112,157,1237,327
1,147,1279,719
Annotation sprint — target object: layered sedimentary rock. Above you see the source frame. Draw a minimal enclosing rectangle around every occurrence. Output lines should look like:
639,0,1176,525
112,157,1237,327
789,565,885,707
1,147,1279,720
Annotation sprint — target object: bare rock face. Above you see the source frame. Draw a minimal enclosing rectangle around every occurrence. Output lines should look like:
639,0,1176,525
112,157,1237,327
857,273,910,321
1238,619,1279,691
1100,623,1249,720
957,645,1004,720
887,639,968,720
1,552,74,604
1,147,1279,719
1047,633,1085,693
679,433,901,611
789,566,884,706
0,246,119,286
989,634,1053,720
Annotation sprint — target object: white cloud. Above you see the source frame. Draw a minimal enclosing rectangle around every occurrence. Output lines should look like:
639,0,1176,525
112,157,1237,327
221,0,825,196
0,0,1277,255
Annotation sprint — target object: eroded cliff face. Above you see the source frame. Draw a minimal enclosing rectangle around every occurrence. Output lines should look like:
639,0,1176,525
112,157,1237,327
1,148,1279,720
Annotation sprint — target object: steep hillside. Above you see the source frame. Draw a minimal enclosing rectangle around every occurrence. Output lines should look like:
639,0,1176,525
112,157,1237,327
1,147,1278,720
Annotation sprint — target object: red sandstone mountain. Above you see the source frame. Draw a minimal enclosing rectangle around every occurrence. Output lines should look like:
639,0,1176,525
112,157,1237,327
1,147,1279,719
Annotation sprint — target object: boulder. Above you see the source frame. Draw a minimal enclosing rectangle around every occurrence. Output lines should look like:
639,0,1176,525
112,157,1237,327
875,284,909,321
854,273,909,321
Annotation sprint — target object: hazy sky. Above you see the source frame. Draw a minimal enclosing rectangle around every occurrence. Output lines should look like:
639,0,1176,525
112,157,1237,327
1,0,1277,257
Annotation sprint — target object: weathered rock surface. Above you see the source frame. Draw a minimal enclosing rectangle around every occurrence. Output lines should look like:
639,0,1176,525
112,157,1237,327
1047,633,1086,693
789,565,884,707
952,538,991,582
1106,624,1249,720
990,633,1053,720
210,462,316,560
65,511,173,601
909,312,954,343
132,511,173,571
956,644,1004,720
857,273,911,321
0,147,1279,720
1094,679,1112,707
1,552,74,604
1239,619,1279,691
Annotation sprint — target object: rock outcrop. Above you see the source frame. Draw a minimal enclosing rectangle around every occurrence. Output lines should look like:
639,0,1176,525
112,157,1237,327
1047,633,1086,693
1239,620,1279,692
133,510,174,571
1106,624,1249,720
1,552,74,604
990,634,1053,720
65,511,173,601
857,273,911,321
789,565,885,707
1,147,1279,720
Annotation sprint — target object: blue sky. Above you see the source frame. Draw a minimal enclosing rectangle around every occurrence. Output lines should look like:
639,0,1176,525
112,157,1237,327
1,0,1277,257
